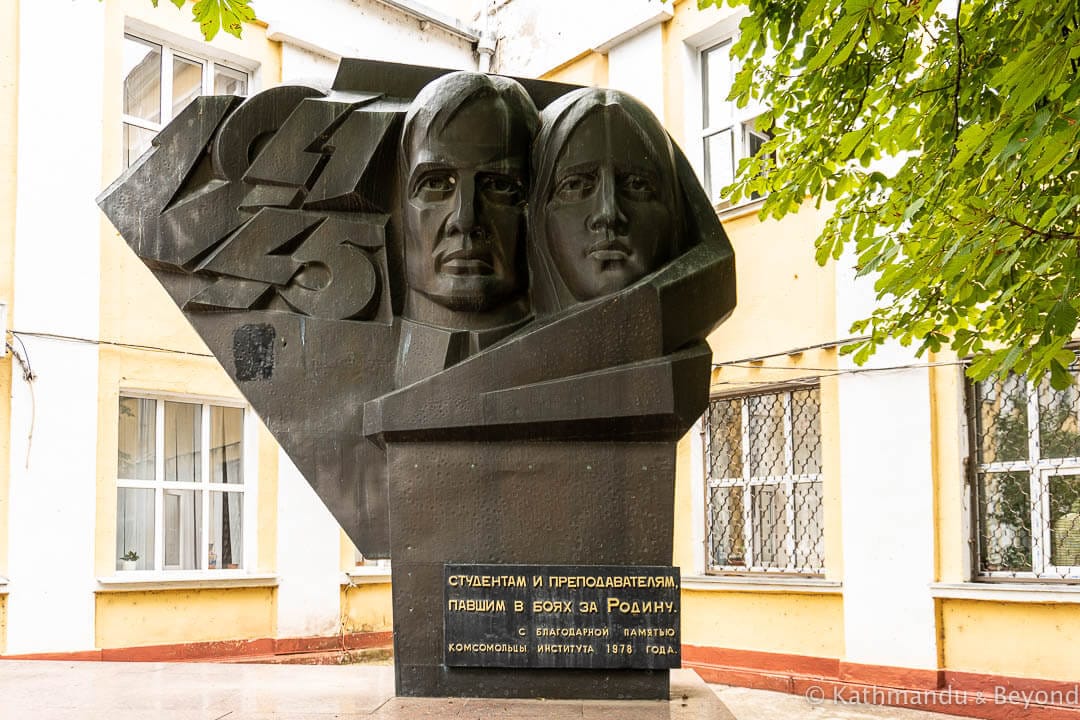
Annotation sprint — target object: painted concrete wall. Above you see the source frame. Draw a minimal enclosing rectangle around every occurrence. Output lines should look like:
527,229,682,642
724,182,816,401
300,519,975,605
940,600,1080,682
0,0,17,606
490,0,673,78
682,590,844,658
258,0,477,71
5,0,108,655
340,583,394,634
834,249,939,671
275,450,343,638
95,587,276,648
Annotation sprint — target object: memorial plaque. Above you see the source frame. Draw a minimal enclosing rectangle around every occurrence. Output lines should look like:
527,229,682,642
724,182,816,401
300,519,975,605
444,564,680,669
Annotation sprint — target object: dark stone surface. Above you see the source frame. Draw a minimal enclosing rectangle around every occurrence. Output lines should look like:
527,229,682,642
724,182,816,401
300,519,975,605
387,441,675,698
98,58,737,701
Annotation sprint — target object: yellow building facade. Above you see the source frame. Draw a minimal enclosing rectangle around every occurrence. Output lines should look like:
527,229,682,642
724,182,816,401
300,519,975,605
1,0,1078,715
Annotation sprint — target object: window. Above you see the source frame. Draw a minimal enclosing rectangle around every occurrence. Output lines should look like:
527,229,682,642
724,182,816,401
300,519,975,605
122,34,249,166
700,39,770,208
116,396,249,572
971,372,1080,580
705,386,825,574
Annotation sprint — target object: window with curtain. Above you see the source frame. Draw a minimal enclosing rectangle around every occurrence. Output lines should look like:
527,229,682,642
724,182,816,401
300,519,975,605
116,396,247,572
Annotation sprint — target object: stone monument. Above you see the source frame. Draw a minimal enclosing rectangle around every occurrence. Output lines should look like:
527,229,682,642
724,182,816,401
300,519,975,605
98,59,735,700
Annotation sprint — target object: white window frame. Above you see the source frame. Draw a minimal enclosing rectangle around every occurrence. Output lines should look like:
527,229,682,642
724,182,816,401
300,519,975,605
972,374,1080,581
703,385,824,576
683,11,772,213
121,29,253,166
700,39,770,208
116,391,259,578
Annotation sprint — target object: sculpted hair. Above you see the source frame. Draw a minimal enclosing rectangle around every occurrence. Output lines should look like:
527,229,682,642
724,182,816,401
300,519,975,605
400,71,540,174
529,87,684,316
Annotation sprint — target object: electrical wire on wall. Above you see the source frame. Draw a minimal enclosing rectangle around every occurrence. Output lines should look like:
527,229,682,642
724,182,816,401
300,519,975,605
710,334,968,389
5,331,36,468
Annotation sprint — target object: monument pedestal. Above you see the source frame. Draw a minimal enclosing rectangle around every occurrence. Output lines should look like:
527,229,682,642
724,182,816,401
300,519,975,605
387,440,676,699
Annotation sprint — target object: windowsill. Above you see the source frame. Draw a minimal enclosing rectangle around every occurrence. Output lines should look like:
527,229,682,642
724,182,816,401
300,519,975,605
930,582,1080,604
716,197,766,222
343,566,392,585
682,574,842,594
96,571,278,592
0,576,8,595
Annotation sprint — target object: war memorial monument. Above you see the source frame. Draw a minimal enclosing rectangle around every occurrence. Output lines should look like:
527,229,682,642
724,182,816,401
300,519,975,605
99,59,736,701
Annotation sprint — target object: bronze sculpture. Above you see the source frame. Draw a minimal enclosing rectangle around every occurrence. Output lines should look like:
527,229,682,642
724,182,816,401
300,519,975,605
99,58,736,700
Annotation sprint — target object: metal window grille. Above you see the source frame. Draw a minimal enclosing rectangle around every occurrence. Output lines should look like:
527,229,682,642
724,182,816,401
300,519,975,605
971,372,1080,580
705,386,825,574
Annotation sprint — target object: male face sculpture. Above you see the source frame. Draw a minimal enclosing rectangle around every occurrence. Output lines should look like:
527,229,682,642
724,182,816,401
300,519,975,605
402,88,530,314
544,106,675,302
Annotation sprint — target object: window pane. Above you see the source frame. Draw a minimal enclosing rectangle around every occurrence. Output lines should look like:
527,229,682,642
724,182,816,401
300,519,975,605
702,42,733,129
164,489,202,570
211,406,244,484
791,388,821,475
118,397,156,480
1050,474,1080,567
976,375,1029,463
748,393,786,477
704,129,735,205
752,484,788,568
123,36,161,123
214,64,248,96
708,485,745,567
172,55,204,119
116,488,155,571
210,492,243,569
164,401,202,483
123,123,156,168
1037,376,1080,460
793,481,824,571
978,471,1032,572
708,398,742,478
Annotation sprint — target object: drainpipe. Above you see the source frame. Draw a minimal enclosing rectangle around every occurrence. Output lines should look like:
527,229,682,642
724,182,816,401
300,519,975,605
476,0,498,73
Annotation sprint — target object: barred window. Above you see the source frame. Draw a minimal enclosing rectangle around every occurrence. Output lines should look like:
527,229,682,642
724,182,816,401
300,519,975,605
705,386,825,574
972,372,1080,580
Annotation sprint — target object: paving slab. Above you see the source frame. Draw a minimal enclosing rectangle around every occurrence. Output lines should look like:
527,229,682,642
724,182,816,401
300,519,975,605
0,661,732,719
712,685,971,720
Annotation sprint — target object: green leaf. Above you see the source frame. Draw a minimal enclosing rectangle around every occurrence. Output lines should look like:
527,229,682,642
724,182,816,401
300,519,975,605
191,0,255,41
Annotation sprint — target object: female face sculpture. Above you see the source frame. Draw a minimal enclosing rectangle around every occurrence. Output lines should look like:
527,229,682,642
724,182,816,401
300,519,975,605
534,89,679,305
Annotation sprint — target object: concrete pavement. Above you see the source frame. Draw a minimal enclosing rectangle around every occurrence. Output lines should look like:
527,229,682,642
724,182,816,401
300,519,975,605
0,660,971,719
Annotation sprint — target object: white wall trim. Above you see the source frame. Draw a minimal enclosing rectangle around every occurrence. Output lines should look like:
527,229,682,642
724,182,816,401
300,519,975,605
125,16,262,78
591,3,674,54
369,0,480,41
264,27,343,62
342,569,392,586
531,1,675,78
930,582,1080,604
689,417,707,574
96,573,278,593
683,575,842,594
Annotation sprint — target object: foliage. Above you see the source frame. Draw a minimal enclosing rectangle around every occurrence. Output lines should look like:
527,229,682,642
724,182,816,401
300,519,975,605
700,0,1080,388
107,0,256,41
121,549,139,561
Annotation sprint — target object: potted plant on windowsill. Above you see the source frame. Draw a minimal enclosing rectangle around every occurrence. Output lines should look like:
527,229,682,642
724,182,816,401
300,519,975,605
121,550,139,571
